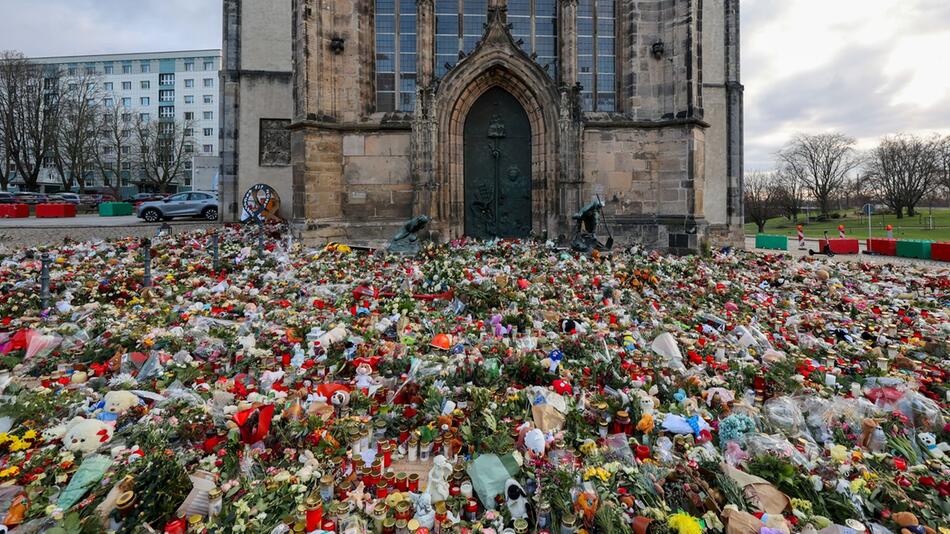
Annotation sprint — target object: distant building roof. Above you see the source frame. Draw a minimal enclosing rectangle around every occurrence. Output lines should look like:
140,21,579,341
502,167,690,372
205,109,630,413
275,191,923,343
30,50,221,64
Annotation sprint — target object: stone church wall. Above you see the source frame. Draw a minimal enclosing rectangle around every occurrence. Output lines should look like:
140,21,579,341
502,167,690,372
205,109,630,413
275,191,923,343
581,124,706,251
340,132,414,220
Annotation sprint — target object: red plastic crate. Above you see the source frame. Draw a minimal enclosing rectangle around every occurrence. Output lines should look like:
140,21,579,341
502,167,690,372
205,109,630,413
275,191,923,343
932,242,950,262
35,203,77,218
866,238,897,256
0,204,29,218
818,238,859,254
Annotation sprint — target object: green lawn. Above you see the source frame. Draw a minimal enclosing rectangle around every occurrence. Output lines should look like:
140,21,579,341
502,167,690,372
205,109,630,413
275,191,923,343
745,208,950,241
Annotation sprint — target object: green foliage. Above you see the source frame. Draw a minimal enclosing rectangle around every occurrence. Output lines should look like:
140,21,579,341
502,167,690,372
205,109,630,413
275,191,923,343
594,502,633,534
746,455,857,524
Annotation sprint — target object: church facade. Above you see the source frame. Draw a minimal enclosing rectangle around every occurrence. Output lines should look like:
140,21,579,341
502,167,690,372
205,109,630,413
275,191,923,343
224,0,743,252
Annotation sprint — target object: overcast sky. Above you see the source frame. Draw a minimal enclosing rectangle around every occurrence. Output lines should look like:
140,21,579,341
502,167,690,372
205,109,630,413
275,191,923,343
1,0,949,171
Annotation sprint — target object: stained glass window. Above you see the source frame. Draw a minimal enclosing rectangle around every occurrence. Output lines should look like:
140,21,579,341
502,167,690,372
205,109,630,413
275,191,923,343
376,0,417,112
578,0,615,111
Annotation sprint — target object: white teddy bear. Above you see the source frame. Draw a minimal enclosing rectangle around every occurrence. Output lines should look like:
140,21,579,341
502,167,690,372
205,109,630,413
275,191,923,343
62,417,114,455
103,390,140,414
918,432,948,460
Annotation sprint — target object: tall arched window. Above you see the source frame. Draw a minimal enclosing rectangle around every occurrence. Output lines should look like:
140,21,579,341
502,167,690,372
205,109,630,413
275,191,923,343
435,0,556,78
509,0,558,77
577,0,615,111
376,0,417,112
435,0,487,77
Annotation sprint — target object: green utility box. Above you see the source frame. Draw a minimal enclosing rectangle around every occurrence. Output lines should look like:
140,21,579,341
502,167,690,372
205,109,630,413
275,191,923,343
895,240,932,260
755,234,788,251
99,202,133,217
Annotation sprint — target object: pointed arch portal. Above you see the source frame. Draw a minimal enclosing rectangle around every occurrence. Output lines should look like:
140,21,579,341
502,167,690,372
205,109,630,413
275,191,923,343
427,6,563,241
463,87,532,239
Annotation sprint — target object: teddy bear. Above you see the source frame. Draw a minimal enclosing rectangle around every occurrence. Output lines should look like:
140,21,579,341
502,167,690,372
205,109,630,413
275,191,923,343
917,432,948,460
354,362,380,395
62,417,114,455
505,479,529,520
103,390,140,415
892,511,935,534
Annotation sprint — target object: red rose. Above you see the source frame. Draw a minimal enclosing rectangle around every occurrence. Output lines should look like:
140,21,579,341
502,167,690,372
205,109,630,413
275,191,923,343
918,476,936,488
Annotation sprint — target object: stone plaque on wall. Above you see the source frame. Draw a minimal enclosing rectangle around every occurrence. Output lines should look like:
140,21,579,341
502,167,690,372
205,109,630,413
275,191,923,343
259,119,292,166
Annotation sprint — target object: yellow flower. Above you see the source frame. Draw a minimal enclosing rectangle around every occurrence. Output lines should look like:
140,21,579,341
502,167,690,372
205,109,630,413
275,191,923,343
0,433,10,445
829,444,848,463
579,440,598,456
849,478,867,494
22,430,37,441
0,466,20,478
668,512,702,534
9,439,30,452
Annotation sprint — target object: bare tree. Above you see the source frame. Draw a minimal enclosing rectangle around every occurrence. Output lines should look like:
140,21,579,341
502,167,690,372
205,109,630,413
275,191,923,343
865,134,941,218
938,136,950,204
51,72,101,193
0,100,10,191
134,115,194,194
744,171,780,233
772,166,804,222
92,104,134,198
0,51,60,192
778,133,861,219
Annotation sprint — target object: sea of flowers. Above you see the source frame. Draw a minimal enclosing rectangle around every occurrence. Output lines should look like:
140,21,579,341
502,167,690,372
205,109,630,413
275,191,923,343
0,225,946,534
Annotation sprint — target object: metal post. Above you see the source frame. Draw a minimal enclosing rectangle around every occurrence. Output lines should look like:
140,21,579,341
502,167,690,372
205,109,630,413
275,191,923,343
40,252,51,310
142,238,153,288
211,232,220,272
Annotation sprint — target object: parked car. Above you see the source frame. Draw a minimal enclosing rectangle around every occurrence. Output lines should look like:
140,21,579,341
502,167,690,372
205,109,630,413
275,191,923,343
136,192,219,222
13,192,47,205
79,194,100,208
46,194,65,203
57,192,81,205
0,192,14,204
131,193,166,207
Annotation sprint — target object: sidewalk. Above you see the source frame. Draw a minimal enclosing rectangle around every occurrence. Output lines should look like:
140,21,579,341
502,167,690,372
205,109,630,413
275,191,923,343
744,235,948,269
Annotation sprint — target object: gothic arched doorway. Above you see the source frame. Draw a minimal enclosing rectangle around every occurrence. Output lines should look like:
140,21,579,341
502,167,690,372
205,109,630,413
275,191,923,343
463,87,532,239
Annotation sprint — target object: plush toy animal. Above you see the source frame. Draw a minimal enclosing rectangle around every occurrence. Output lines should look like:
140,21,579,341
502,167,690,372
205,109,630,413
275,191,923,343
892,511,935,534
917,432,948,460
63,417,114,454
103,390,140,414
505,479,529,520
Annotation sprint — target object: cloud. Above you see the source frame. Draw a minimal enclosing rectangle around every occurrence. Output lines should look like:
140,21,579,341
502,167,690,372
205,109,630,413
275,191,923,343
742,0,950,171
1,0,948,174
0,0,221,57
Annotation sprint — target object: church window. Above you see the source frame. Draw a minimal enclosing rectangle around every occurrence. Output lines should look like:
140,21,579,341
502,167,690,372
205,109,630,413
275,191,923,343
508,0,558,77
577,0,615,111
436,0,556,78
376,0,417,112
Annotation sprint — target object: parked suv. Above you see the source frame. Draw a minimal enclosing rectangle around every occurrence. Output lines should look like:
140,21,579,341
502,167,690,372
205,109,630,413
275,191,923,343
130,193,166,207
136,192,219,222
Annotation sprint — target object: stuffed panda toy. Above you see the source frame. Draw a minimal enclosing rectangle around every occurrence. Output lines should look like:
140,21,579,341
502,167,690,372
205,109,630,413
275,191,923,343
505,478,528,520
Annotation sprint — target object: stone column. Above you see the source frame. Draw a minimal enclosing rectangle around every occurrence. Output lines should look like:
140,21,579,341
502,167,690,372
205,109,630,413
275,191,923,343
411,0,438,222
417,0,434,89
556,0,582,237
558,0,577,88
220,0,241,221
724,0,744,243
